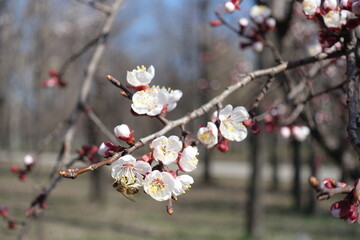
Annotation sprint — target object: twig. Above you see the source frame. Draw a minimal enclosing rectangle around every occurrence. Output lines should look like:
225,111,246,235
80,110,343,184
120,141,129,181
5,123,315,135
308,176,353,200
74,0,112,14
106,75,133,99
84,106,121,144
53,0,124,176
60,50,345,178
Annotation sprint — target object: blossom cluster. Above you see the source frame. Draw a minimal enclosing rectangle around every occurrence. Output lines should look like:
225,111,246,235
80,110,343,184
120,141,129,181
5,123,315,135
319,178,360,223
127,65,183,116
280,125,310,142
301,0,360,49
99,127,198,202
211,3,276,52
197,104,250,152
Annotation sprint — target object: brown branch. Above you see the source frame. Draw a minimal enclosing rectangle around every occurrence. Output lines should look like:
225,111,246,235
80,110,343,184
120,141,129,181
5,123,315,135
84,106,121,144
309,176,353,200
58,35,100,78
60,50,345,178
74,0,112,14
346,31,360,156
251,75,275,112
52,0,124,176
106,75,133,99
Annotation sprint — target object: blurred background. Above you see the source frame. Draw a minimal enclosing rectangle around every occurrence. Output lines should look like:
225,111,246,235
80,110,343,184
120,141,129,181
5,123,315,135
1,0,360,239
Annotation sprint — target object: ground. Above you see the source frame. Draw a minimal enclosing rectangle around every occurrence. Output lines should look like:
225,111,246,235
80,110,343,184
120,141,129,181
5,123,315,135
0,152,359,240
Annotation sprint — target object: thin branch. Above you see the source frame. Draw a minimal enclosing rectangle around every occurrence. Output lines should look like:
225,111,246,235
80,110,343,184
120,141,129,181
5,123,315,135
58,35,100,77
309,176,353,200
74,0,112,14
84,106,121,144
53,0,124,175
60,50,345,178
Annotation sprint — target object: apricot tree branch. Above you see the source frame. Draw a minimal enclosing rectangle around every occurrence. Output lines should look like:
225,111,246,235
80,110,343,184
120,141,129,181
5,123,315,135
53,0,124,175
60,50,345,179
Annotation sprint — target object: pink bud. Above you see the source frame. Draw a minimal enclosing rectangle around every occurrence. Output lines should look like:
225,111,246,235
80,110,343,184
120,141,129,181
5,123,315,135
10,165,19,174
0,207,9,217
209,19,222,27
250,120,260,135
218,139,229,152
242,119,252,127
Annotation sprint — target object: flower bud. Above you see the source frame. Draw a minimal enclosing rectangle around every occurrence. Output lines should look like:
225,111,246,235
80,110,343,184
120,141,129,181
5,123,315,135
10,165,19,174
8,221,16,230
114,124,131,138
23,154,35,166
0,207,9,217
209,19,222,27
252,41,264,53
98,142,110,157
224,1,236,13
280,126,291,138
217,139,229,152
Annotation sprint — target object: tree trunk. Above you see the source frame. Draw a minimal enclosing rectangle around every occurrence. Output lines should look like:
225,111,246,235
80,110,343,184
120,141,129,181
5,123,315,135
292,139,301,211
246,135,263,238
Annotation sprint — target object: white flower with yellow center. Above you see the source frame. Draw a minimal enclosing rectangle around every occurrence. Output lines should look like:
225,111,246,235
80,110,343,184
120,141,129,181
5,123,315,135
197,122,218,148
219,104,249,142
143,170,176,201
111,155,151,183
173,175,194,196
152,135,183,165
131,86,163,116
179,146,199,172
127,65,155,87
249,5,272,24
323,10,349,28
158,88,183,112
302,0,321,16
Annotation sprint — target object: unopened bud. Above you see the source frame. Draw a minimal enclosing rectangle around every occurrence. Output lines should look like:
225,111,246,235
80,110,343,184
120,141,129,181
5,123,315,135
224,1,236,13
8,221,16,230
98,143,110,157
209,19,222,27
23,154,35,166
252,41,264,53
114,124,131,138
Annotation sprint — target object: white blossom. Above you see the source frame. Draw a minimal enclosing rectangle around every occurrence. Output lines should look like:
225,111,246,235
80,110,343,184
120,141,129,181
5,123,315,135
179,146,199,172
292,126,310,142
280,126,291,139
323,10,347,28
152,135,183,165
224,1,236,13
302,0,321,16
111,155,151,183
127,65,155,87
219,105,249,142
131,86,182,116
173,175,194,196
143,170,176,201
24,154,35,165
249,5,272,24
322,0,338,10
197,122,218,148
